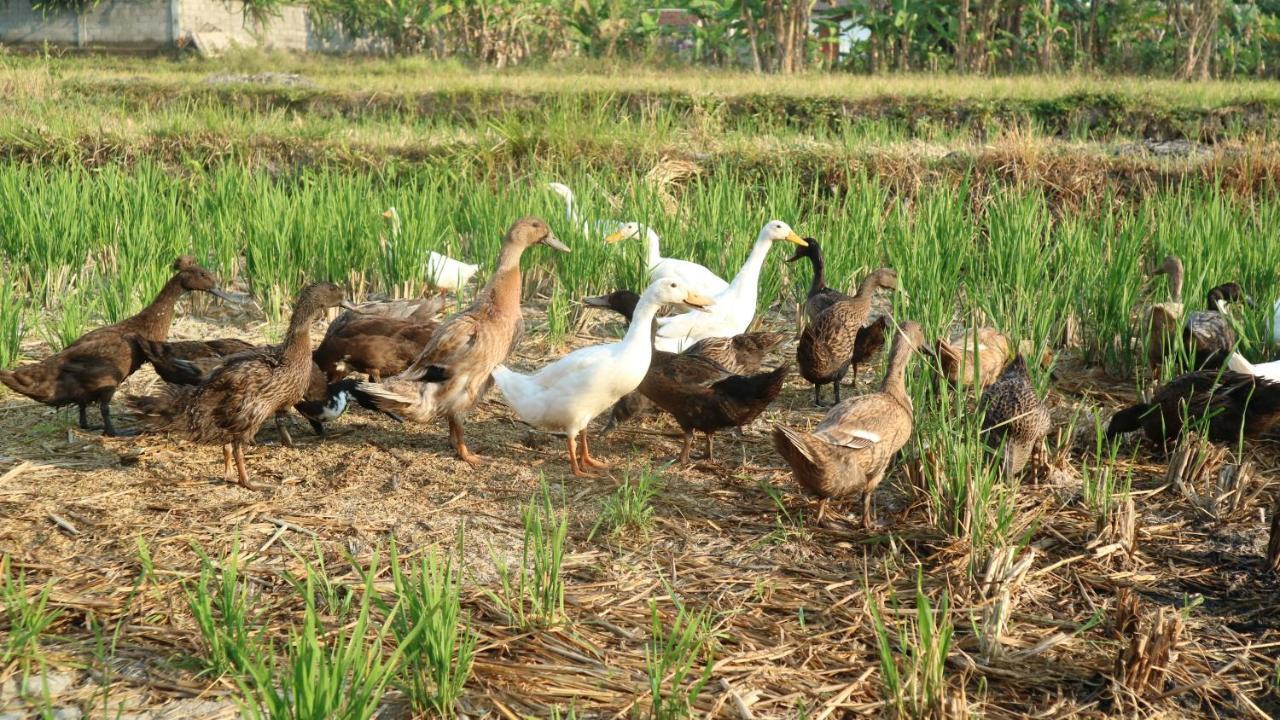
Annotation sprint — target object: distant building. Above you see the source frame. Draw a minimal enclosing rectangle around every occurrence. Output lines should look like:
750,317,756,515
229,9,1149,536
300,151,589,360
0,0,324,53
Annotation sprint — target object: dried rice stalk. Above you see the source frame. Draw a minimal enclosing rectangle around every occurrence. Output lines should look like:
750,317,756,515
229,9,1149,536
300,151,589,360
1109,587,1140,640
1169,433,1265,522
1090,494,1138,565
1114,606,1183,700
976,547,1035,661
646,157,702,216
1166,432,1227,494
1267,495,1280,575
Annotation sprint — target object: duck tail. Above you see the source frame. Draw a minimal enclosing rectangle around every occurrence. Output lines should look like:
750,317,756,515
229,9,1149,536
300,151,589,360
713,363,790,402
1226,352,1255,375
1107,402,1151,438
125,386,191,428
771,423,829,478
336,378,412,423
0,362,55,401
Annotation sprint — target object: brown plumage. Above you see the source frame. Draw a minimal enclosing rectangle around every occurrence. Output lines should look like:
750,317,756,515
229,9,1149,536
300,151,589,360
981,355,1052,476
1183,282,1249,370
684,331,787,375
645,361,790,464
349,217,569,464
127,282,353,489
798,267,899,406
1145,254,1185,377
314,298,442,383
1106,369,1280,447
773,321,925,527
0,256,231,436
934,327,1011,390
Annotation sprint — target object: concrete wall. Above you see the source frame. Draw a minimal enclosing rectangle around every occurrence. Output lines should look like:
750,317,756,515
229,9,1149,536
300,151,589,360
0,0,314,52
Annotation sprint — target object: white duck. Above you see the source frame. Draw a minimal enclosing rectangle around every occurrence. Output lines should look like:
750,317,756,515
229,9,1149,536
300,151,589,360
604,222,730,298
547,182,619,240
653,220,806,353
1226,351,1280,381
1272,297,1280,346
382,208,479,292
492,278,714,477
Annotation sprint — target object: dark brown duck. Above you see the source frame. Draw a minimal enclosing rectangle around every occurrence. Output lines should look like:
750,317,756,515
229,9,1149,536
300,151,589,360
0,256,233,436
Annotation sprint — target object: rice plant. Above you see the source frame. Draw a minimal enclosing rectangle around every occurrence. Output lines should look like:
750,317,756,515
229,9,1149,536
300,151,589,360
0,555,62,671
184,539,264,679
387,534,476,718
490,480,568,629
590,467,663,540
0,266,24,367
238,552,417,720
645,597,716,720
869,571,957,720
281,544,357,623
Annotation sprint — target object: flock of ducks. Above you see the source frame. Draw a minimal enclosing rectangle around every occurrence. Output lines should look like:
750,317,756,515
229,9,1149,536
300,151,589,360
2,184,1280,526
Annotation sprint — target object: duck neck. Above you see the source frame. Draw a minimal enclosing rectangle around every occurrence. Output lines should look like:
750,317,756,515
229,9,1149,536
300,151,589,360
488,240,528,315
806,246,827,298
621,292,663,358
855,272,883,299
125,273,188,341
723,237,773,306
281,300,323,370
1169,268,1184,305
643,228,662,270
879,336,915,409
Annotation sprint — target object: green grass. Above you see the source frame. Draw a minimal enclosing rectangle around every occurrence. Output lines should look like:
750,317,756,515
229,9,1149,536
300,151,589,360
870,572,957,720
0,555,63,672
645,595,716,720
489,481,568,629
184,540,264,679
590,467,663,540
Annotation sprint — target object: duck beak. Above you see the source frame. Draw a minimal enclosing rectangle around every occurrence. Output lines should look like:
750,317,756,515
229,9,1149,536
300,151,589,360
782,232,807,247
339,300,359,311
207,288,248,303
582,294,612,307
381,209,395,219
683,291,715,312
542,232,571,253
603,229,627,245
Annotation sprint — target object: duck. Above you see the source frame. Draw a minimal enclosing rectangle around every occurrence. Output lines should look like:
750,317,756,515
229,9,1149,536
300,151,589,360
381,208,479,292
0,256,234,436
654,221,807,353
1272,297,1280,346
583,289,789,457
314,296,443,382
785,237,845,326
1182,282,1251,369
934,327,1012,390
1226,351,1280,381
797,267,899,406
980,355,1052,476
1144,254,1185,378
604,222,729,297
126,282,355,489
773,321,926,527
494,279,714,476
1107,368,1280,447
346,217,569,464
135,337,350,443
683,331,788,375
547,182,620,240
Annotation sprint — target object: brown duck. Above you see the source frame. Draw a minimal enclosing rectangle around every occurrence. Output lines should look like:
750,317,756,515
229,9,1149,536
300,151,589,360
347,217,569,464
773,321,925,526
313,297,443,383
1144,254,1185,377
0,256,233,436
1183,282,1250,370
934,327,1011,390
136,337,348,443
1107,368,1280,447
981,355,1052,476
582,289,788,463
797,267,899,406
127,282,354,489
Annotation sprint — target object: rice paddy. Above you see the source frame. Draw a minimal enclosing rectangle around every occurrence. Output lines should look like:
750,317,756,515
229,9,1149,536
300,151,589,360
1,54,1279,719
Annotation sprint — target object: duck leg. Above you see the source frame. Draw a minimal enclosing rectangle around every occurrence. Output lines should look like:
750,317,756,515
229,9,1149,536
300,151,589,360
78,404,91,430
832,380,841,405
370,370,382,383
448,414,483,465
273,412,295,448
812,384,823,407
222,444,234,483
678,431,694,465
566,435,597,478
308,418,326,437
578,433,609,470
100,399,135,437
232,442,260,491
815,498,829,524
704,432,714,460
860,490,876,529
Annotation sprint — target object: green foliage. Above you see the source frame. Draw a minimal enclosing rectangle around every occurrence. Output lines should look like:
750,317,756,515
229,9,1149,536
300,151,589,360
590,467,663,540
184,540,265,679
869,571,956,720
0,555,63,671
0,267,24,367
645,596,716,719
387,535,476,718
490,481,568,629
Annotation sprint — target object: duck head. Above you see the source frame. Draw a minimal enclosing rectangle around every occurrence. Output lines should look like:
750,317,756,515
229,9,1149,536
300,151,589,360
757,220,807,248
173,256,240,302
786,237,820,263
1207,282,1252,311
603,221,659,246
867,267,900,291
645,278,715,313
507,216,570,253
583,290,640,322
298,282,358,313
1151,254,1185,301
895,321,927,354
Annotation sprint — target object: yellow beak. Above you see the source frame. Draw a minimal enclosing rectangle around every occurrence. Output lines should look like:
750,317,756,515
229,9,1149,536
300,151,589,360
381,209,395,219
683,291,715,311
783,232,807,247
603,230,627,245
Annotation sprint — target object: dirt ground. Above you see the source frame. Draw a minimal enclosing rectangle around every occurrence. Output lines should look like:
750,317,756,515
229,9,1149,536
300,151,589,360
1,299,1278,719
